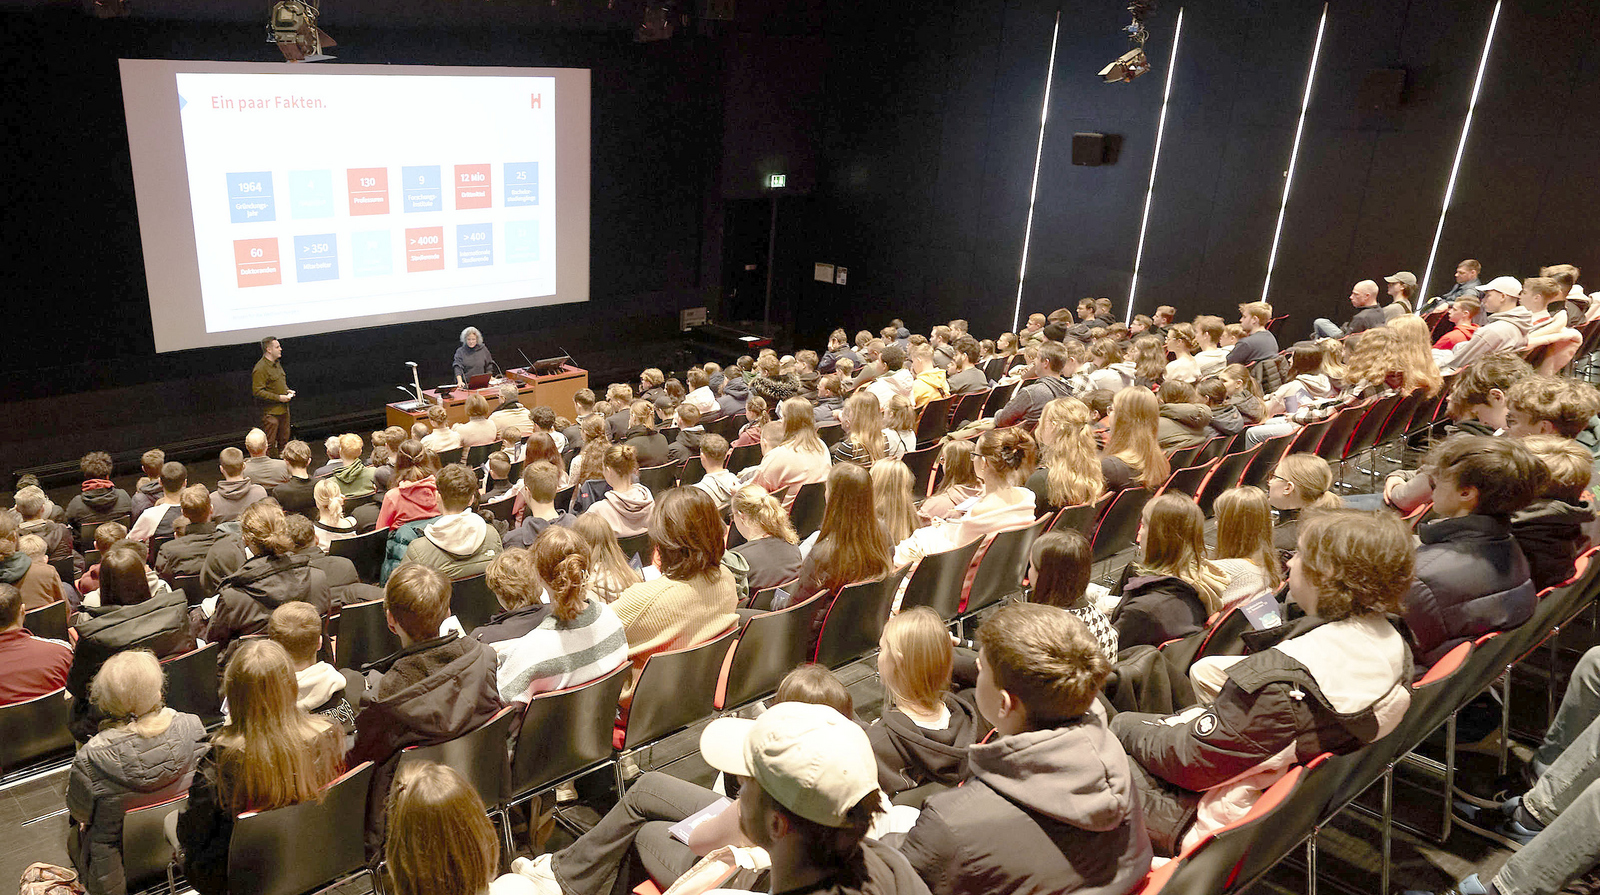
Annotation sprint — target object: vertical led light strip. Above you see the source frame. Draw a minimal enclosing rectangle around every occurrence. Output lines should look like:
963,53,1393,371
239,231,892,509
1012,10,1063,332
1260,4,1329,303
1126,7,1184,323
1417,0,1502,300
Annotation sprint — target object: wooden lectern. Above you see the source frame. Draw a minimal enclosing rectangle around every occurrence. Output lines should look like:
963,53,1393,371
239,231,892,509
385,365,589,429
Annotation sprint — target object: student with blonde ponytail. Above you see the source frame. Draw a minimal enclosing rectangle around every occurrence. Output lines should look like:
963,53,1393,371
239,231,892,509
205,500,332,656
1112,494,1231,648
729,484,802,592
895,427,1039,566
475,530,628,703
178,640,344,895
1266,453,1344,567
1027,397,1106,514
1210,486,1284,611
582,444,655,537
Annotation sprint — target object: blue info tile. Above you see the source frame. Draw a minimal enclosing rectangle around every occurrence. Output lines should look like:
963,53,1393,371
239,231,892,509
403,165,443,213
289,170,335,219
505,220,539,263
351,230,392,277
503,163,539,207
226,172,275,223
457,224,494,268
293,234,340,282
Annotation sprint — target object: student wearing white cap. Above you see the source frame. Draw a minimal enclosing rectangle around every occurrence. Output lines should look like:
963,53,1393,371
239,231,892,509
1438,276,1536,373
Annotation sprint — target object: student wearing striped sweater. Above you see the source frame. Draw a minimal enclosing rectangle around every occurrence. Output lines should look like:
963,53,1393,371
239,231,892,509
473,528,628,704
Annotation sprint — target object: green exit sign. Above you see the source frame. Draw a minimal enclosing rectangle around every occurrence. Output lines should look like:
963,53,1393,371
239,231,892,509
768,174,787,188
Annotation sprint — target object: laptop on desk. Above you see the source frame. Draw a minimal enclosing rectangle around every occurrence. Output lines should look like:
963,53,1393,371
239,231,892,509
466,373,493,390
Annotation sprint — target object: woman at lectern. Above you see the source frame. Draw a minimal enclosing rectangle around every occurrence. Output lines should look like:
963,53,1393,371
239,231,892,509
452,327,497,388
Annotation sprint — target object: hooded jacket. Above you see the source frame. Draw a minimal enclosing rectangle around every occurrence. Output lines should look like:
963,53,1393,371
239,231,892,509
67,483,132,549
995,376,1076,430
667,427,705,463
1,551,66,610
1111,573,1210,651
130,479,165,522
404,510,503,580
912,368,949,407
156,522,229,580
1088,362,1138,393
584,483,655,538
1207,402,1245,437
208,479,267,524
1271,373,1334,416
67,710,208,895
867,693,980,796
893,487,1036,568
350,632,505,852
892,702,1152,895
332,460,377,497
205,553,332,657
1113,614,1411,855
621,426,671,468
1511,497,1595,590
377,476,441,531
68,589,195,738
1157,403,1213,450
1441,304,1535,370
296,661,356,734
21,517,81,572
1403,514,1537,668
502,511,577,550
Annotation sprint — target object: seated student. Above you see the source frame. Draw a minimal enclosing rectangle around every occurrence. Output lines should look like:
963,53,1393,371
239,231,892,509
1218,363,1268,426
128,449,166,523
1432,296,1481,351
270,441,317,516
1196,377,1245,437
730,394,770,449
1115,509,1412,858
16,486,81,574
923,440,986,522
348,563,504,847
1437,276,1534,372
0,581,72,706
68,651,208,895
377,441,442,531
895,427,1038,566
610,488,738,709
1193,316,1230,378
266,601,355,737
282,514,379,610
1512,435,1595,590
1242,343,1338,446
1027,531,1118,662
1027,397,1107,517
481,452,514,503
68,546,193,740
453,393,501,448
67,452,133,551
833,391,889,468
487,382,532,436
311,436,342,478
420,405,463,456
666,401,706,462
1100,388,1171,492
1210,486,1283,611
1226,301,1280,366
868,607,980,797
403,463,502,580
76,522,127,597
204,501,332,657
1402,436,1542,669
1112,494,1230,649
812,373,845,426
993,341,1077,430
945,336,990,395
573,516,644,605
1155,379,1213,450
874,460,921,546
1503,375,1600,487
751,398,833,508
210,449,268,524
690,434,739,511
129,461,186,545
503,462,574,549
177,641,345,895
729,485,804,592
1265,453,1343,568
330,433,378,498
241,429,291,489
619,400,671,468
909,343,950,407
582,445,655,538
1163,323,1202,384
384,762,537,895
887,603,1151,894
475,529,628,704
0,508,68,610
310,479,360,554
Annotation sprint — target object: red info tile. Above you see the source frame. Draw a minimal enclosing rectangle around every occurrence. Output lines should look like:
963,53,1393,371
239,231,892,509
347,167,390,216
454,164,492,210
405,227,445,272
234,238,281,288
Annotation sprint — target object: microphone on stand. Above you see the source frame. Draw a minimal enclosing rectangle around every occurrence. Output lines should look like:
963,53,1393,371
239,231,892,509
404,361,423,402
518,347,536,372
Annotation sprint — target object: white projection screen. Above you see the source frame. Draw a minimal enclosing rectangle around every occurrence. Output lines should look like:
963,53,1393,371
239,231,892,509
120,60,590,353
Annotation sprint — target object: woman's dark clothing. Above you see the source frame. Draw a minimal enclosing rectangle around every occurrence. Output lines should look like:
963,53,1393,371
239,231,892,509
621,427,671,469
451,342,496,380
1110,574,1208,649
731,537,803,592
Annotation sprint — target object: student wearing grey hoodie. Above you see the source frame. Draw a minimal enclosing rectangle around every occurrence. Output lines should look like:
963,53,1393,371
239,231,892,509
1438,276,1536,372
887,604,1151,895
403,464,502,581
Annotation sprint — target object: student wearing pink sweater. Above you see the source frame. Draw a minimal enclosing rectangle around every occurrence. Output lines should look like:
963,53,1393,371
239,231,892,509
895,427,1039,566
750,399,833,509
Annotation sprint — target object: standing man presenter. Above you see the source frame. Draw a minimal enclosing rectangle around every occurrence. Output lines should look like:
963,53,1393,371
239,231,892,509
252,336,294,458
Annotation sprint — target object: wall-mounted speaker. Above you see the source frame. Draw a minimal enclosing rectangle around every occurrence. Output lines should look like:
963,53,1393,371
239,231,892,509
1358,68,1407,112
1071,132,1123,166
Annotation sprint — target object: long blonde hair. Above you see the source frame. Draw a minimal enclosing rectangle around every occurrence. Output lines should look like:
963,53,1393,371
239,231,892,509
385,762,498,895
930,441,981,498
573,514,643,599
878,607,951,715
1275,453,1344,510
1103,388,1170,489
1036,397,1105,507
779,398,827,454
1139,494,1229,613
871,460,920,544
1212,486,1283,589
212,641,342,814
570,415,611,485
842,392,887,463
1387,315,1444,396
731,484,799,544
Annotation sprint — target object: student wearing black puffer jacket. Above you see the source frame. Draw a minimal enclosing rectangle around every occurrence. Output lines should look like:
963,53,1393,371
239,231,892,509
1400,436,1542,670
203,503,331,663
1113,509,1413,857
1109,495,1229,650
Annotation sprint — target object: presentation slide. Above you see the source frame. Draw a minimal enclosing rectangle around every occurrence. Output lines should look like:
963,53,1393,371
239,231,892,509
120,61,590,353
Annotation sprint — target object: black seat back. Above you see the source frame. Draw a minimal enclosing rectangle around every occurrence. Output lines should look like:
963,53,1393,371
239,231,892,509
899,541,983,620
329,528,388,584
227,762,375,895
964,519,1048,614
333,599,402,670
450,574,500,633
510,663,630,798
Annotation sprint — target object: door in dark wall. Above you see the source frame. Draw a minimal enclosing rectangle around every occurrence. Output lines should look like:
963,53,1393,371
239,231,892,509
722,198,773,326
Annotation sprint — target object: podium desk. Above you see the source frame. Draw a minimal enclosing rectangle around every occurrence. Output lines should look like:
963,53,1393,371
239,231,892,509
385,365,589,429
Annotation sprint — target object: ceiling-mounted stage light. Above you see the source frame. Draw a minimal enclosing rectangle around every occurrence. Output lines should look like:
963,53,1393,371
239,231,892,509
269,1,336,62
1101,0,1154,83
